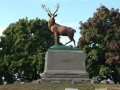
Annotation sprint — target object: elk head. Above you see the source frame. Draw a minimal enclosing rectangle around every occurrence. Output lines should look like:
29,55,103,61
41,3,60,19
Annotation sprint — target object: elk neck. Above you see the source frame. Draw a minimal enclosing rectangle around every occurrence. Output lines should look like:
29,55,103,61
48,17,56,29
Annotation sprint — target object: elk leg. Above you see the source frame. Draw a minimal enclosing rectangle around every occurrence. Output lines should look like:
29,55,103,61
65,37,76,47
54,32,58,45
65,40,72,45
73,39,76,47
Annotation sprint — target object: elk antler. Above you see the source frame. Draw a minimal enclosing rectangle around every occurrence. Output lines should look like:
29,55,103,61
53,3,60,15
48,8,52,15
41,4,52,15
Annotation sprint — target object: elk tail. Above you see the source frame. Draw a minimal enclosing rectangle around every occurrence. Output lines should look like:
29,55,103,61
74,30,76,33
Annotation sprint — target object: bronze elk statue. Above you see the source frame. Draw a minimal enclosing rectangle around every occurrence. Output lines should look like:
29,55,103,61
41,3,76,47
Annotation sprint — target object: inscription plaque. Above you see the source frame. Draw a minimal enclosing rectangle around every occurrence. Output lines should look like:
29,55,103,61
47,50,85,70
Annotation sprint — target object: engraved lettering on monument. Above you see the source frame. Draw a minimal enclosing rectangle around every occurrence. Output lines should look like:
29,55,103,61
47,51,85,70
45,47,86,70
60,59,73,62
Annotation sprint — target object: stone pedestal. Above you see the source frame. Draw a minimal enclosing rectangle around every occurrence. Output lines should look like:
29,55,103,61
41,46,89,81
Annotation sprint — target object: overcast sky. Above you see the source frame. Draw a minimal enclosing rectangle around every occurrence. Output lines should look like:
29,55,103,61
0,0,120,46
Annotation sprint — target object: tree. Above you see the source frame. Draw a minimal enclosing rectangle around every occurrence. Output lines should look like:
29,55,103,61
0,36,5,84
78,5,120,83
0,17,54,84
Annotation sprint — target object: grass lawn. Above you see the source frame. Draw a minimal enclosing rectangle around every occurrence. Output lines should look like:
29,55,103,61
0,81,120,90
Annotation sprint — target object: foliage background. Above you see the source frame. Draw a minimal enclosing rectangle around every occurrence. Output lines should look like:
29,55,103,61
78,5,120,83
0,17,54,84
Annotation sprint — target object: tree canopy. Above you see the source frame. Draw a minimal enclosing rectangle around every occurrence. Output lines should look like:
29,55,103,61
0,17,54,84
78,5,120,83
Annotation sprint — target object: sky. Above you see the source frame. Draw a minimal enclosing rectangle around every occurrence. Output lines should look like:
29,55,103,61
0,0,120,46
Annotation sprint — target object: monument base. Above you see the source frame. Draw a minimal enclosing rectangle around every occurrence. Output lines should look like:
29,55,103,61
41,70,89,81
41,45,89,81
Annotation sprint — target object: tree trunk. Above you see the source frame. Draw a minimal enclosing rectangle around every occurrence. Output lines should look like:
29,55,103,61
33,64,38,80
111,64,118,84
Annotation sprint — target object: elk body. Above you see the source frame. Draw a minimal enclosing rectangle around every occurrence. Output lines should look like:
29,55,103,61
42,4,76,47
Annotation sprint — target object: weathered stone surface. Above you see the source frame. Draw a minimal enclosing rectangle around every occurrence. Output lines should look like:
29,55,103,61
20,82,25,84
14,81,20,84
101,80,109,84
109,80,114,84
51,81,61,84
4,82,7,85
65,88,78,90
72,80,82,84
91,80,99,84
95,88,107,90
31,79,40,84
41,49,89,81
